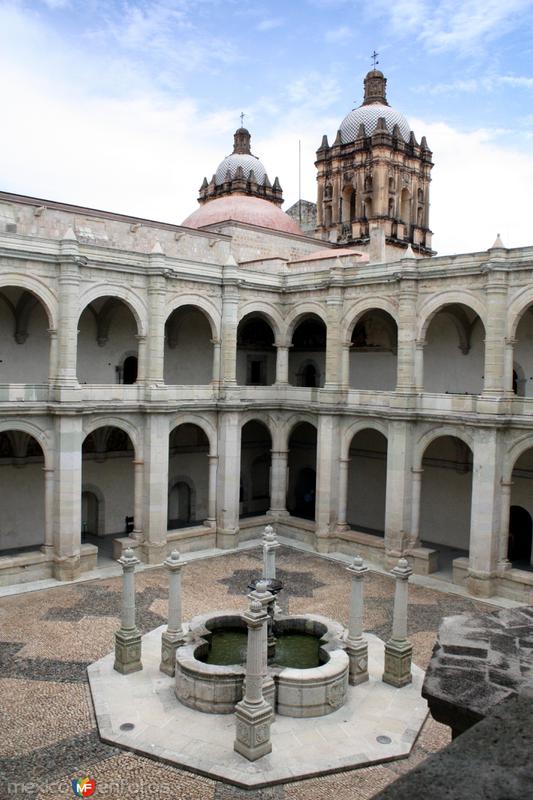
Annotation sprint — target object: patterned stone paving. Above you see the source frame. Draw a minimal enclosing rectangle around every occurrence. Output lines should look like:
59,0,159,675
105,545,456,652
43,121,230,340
0,546,493,799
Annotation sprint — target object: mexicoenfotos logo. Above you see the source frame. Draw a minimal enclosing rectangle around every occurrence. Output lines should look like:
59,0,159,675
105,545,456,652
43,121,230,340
71,777,96,797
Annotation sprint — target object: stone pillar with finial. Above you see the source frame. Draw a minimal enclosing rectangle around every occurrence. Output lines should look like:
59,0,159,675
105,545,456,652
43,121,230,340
345,555,369,685
262,524,279,580
234,581,273,761
114,548,142,674
160,550,187,676
383,558,413,687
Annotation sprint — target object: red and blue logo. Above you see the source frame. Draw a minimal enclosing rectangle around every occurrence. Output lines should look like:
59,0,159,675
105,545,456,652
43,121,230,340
71,777,96,797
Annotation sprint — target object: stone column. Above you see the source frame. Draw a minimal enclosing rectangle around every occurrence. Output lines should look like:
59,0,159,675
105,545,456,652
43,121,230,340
346,556,369,685
262,525,279,580
234,583,273,761
47,328,58,389
407,468,424,549
383,558,413,688
41,466,55,553
340,341,351,389
497,479,513,571
414,339,425,392
206,455,218,527
482,267,508,397
54,233,80,390
114,548,142,674
468,428,502,597
395,277,418,393
135,334,147,384
324,277,343,389
216,411,241,548
221,259,239,385
269,450,288,517
160,550,186,676
142,414,169,564
274,343,290,385
131,459,144,541
503,338,517,397
52,415,83,580
146,274,166,386
315,414,339,549
211,338,221,385
384,421,415,559
336,457,350,532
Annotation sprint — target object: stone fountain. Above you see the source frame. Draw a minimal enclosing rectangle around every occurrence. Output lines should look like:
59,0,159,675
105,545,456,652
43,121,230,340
87,527,429,788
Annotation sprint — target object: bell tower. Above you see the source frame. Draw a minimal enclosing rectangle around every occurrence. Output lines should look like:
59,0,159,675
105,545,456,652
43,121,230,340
315,69,434,258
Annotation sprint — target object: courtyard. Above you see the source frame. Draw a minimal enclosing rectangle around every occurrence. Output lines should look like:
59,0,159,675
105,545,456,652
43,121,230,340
0,545,493,799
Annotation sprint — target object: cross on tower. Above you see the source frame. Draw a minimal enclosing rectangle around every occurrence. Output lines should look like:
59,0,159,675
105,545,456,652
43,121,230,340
371,50,379,69
240,111,246,128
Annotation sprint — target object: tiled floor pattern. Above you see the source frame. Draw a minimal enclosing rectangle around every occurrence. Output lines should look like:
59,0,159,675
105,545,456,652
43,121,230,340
0,546,492,799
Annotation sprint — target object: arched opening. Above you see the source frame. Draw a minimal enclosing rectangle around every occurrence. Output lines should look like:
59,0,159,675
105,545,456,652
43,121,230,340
423,304,485,394
341,186,356,224
82,426,134,559
122,355,138,385
237,315,276,386
240,421,272,518
164,305,213,385
324,205,332,228
289,316,326,388
349,310,398,390
364,197,373,219
0,431,45,553
513,307,533,397
346,429,387,536
400,189,410,225
287,422,317,521
0,287,51,384
77,297,139,384
419,436,473,577
168,423,209,529
509,448,533,569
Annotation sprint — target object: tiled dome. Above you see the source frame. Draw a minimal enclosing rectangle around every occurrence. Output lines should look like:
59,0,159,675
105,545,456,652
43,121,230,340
340,104,411,144
215,154,267,186
182,195,303,235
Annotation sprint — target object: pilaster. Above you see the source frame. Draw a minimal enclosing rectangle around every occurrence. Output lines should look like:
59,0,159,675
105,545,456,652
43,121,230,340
141,414,169,564
216,411,241,547
384,421,415,559
221,258,240,385
315,414,339,548
52,414,83,580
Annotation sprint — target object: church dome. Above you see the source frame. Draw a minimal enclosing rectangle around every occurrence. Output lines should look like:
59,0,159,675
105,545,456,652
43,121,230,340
182,195,303,236
215,153,267,185
340,104,411,144
339,68,411,144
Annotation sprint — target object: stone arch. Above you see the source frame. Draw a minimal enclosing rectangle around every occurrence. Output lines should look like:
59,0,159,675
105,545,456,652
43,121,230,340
168,413,217,456
414,426,474,470
504,434,533,482
341,418,388,460
417,292,486,342
282,413,318,450
82,416,142,458
341,297,399,343
0,274,58,329
0,420,51,468
239,411,276,442
164,295,220,340
238,302,283,342
284,304,328,341
507,287,533,339
78,285,148,336
296,359,321,388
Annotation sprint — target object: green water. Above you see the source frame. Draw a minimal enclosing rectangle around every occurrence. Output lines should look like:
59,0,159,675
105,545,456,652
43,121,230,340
200,629,321,669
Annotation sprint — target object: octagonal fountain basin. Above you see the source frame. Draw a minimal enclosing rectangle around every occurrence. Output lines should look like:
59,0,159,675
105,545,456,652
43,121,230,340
174,611,349,718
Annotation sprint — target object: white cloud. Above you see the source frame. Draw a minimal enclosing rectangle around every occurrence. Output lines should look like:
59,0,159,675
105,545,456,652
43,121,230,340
421,74,533,94
256,17,284,31
325,25,352,43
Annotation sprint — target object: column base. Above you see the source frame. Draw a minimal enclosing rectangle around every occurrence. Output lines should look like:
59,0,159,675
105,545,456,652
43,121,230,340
141,541,167,565
52,555,81,581
335,522,350,533
346,638,369,686
315,535,331,554
160,629,187,677
114,628,142,674
383,639,413,688
216,528,239,549
234,698,273,761
467,572,496,598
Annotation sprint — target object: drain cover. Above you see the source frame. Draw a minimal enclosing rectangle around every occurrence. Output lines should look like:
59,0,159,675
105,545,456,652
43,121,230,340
120,723,135,731
376,735,392,744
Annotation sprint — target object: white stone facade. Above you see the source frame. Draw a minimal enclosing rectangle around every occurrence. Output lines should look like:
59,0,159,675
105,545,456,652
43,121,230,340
1,190,533,603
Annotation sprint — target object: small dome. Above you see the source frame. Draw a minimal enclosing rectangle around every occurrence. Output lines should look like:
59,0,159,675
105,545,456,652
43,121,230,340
182,195,303,235
340,104,411,144
215,153,267,186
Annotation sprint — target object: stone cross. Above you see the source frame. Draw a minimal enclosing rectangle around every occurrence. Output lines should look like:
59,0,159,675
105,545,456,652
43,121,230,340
262,524,279,580
160,550,187,676
114,548,142,674
346,555,369,685
383,558,413,687
234,580,274,761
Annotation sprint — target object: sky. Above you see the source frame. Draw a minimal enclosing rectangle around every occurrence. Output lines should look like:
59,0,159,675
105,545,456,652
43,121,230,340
0,0,532,255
